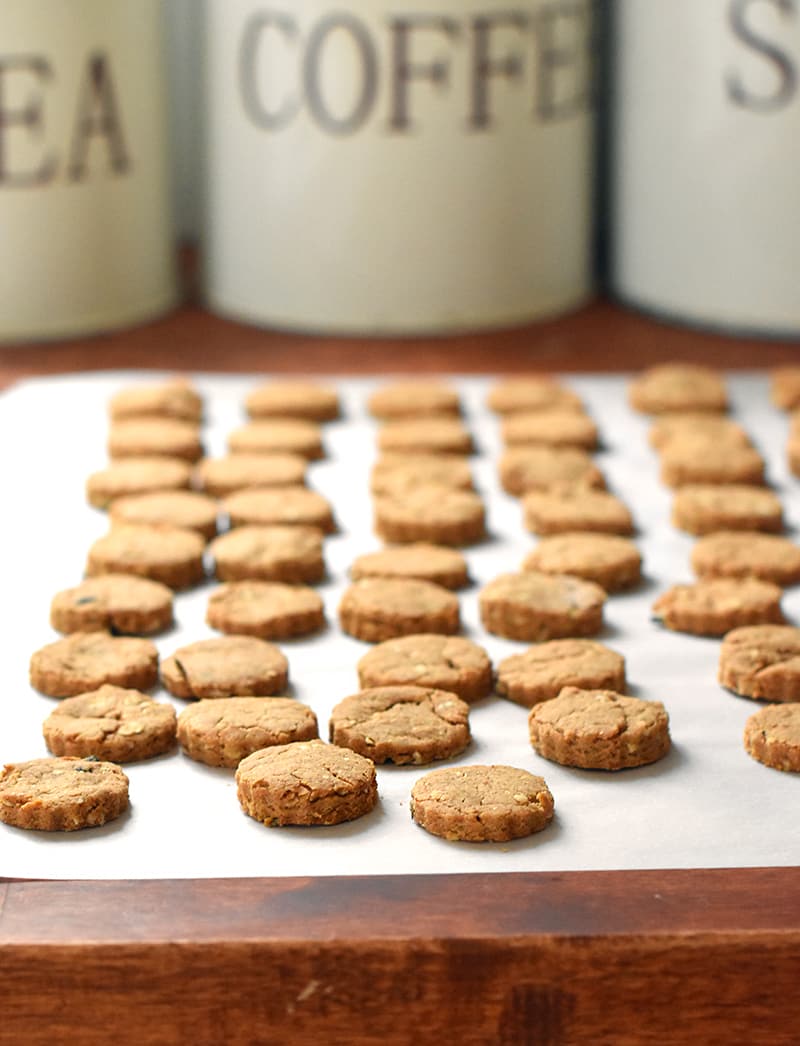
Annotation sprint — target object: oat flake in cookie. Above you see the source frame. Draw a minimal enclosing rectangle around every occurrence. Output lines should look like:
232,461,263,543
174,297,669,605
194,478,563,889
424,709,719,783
496,639,626,708
236,740,378,826
652,579,784,637
161,636,289,699
718,625,800,702
357,634,492,702
50,574,174,635
410,765,555,843
479,572,606,642
0,757,129,832
744,704,800,772
339,578,460,643
178,697,319,768
30,633,159,698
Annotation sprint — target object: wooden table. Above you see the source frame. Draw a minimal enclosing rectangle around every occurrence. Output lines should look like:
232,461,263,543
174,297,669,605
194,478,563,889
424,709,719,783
2,299,799,1046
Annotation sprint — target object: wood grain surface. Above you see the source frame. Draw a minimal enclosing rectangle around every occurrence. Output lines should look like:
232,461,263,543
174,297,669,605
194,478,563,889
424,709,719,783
2,299,800,1045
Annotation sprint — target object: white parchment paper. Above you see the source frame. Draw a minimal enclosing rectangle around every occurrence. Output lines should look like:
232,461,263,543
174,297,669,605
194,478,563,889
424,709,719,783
1,371,798,880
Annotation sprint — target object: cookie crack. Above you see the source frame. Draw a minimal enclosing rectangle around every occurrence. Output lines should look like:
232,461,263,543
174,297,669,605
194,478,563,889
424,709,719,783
172,657,196,697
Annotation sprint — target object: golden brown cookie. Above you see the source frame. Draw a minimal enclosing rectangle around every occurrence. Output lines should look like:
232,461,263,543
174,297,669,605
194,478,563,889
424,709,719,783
629,363,728,414
161,636,289,699
410,764,554,842
522,533,642,592
499,445,605,497
648,412,751,452
194,453,307,497
357,634,492,702
50,574,174,635
528,687,670,770
42,685,176,762
245,381,340,421
110,490,220,541
719,625,800,701
671,484,783,535
339,578,460,642
223,486,336,533
479,571,606,641
787,414,800,477
691,531,800,586
108,379,203,422
501,409,598,450
523,489,634,536
108,418,203,462
350,544,469,590
367,381,460,418
0,757,129,832
206,581,325,639
86,457,192,509
236,740,378,826
377,418,474,456
210,525,325,584
487,377,583,415
86,523,206,589
177,697,319,768
370,454,474,494
330,685,471,765
496,639,626,708
228,419,324,460
744,704,800,772
652,579,784,636
770,367,800,411
373,484,485,546
659,439,766,488
30,633,159,698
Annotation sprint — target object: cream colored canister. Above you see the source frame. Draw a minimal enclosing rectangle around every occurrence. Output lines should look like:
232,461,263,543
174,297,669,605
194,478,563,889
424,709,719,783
0,0,177,342
613,0,800,335
205,0,594,334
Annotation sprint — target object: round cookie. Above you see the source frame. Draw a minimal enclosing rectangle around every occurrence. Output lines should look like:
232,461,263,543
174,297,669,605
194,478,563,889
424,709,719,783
86,523,206,589
628,363,727,414
528,687,670,770
496,639,626,708
499,445,605,497
787,419,800,478
223,486,336,533
161,636,289,699
659,439,765,488
373,484,485,546
377,418,474,456
501,409,598,451
479,571,606,642
367,381,460,418
177,697,319,768
487,377,583,415
410,764,554,842
86,457,192,509
330,685,471,765
210,525,325,584
108,418,203,462
30,632,159,698
109,379,202,422
357,634,492,702
43,685,176,762
110,490,220,541
671,484,783,535
339,578,460,642
0,757,129,832
744,704,800,772
719,625,800,701
691,531,800,586
770,366,800,411
350,544,469,590
235,740,378,826
648,412,752,452
370,454,474,495
245,381,340,421
194,453,307,497
206,581,325,639
522,533,642,592
652,579,784,637
50,574,174,635
227,419,324,460
523,489,634,536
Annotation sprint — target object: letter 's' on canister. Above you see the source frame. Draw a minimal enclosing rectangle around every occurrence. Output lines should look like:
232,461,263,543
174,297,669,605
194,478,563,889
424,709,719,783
0,0,177,342
612,0,800,336
205,0,595,334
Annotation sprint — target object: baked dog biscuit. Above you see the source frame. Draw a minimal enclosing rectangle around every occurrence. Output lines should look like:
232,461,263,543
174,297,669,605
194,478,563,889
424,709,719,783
86,457,192,509
110,490,220,541
224,486,335,533
0,757,129,831
770,367,800,411
659,439,765,488
86,523,206,589
245,381,340,421
357,634,492,702
109,379,202,422
370,454,474,494
194,453,307,498
339,578,460,642
479,571,606,642
523,489,634,536
672,484,783,535
499,445,605,497
691,532,800,586
161,636,289,699
719,625,800,701
210,525,325,584
50,574,174,635
496,639,626,708
350,544,469,590
528,687,670,770
374,484,485,546
522,533,642,592
228,420,324,460
744,704,800,772
30,633,159,698
487,377,583,415
652,579,784,636
178,697,319,768
648,413,751,452
629,363,727,414
377,417,474,456
367,381,460,418
206,581,325,639
108,418,203,462
501,410,598,451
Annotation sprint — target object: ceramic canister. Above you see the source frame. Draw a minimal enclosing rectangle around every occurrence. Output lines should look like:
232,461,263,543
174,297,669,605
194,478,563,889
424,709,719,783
0,0,177,342
612,0,800,336
205,0,595,334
